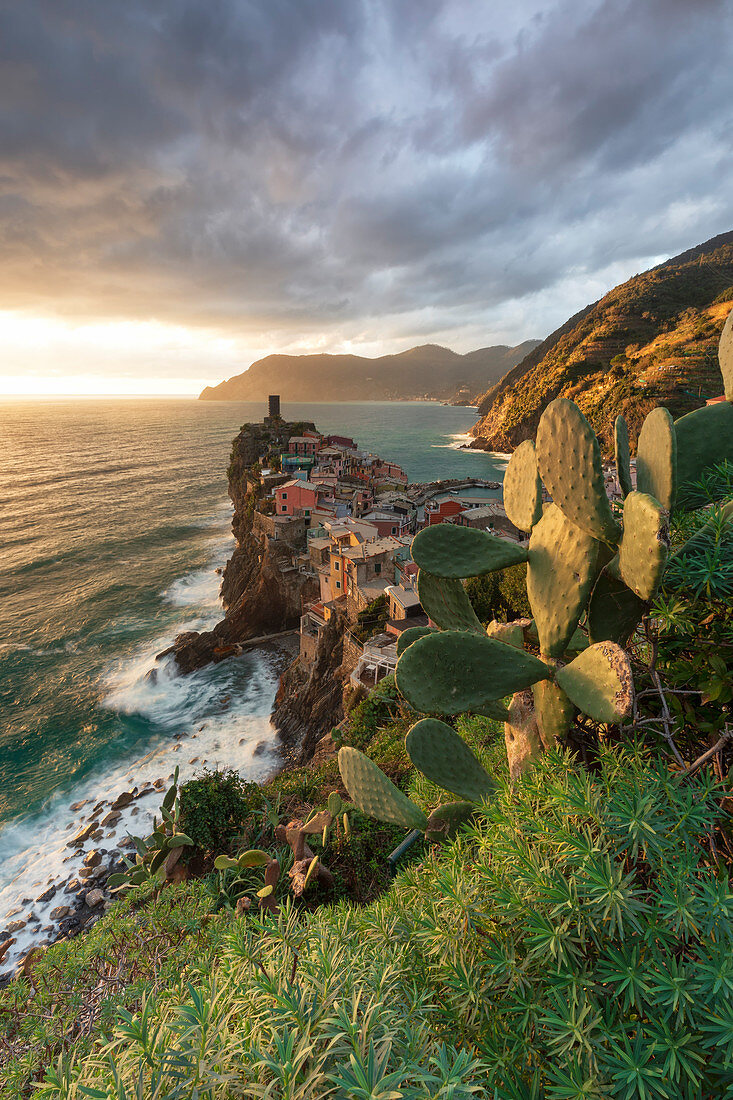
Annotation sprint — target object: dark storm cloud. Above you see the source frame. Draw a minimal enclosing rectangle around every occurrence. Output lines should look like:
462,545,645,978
1,0,732,352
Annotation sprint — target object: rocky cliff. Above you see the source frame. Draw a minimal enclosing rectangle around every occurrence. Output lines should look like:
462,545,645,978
272,607,351,764
171,420,318,673
469,230,733,454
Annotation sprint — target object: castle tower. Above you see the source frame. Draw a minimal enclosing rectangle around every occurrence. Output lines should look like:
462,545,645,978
268,394,281,420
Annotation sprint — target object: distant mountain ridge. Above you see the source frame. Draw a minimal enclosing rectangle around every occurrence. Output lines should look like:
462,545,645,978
198,340,540,404
470,230,733,454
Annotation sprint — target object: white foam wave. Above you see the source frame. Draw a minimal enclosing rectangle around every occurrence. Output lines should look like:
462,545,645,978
0,645,283,977
0,509,288,978
161,527,234,620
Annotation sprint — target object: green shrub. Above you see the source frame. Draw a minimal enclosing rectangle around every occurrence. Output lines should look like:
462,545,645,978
42,748,732,1100
178,768,261,853
345,674,402,751
465,562,531,622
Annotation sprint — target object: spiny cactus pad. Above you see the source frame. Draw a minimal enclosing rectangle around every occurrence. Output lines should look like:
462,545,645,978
410,522,528,578
486,619,525,648
614,414,633,499
396,626,436,656
635,406,677,512
504,689,544,780
405,718,496,802
719,305,733,402
674,401,733,507
618,491,669,601
503,439,543,531
476,700,512,721
526,503,599,658
532,679,574,748
396,630,550,714
417,570,483,634
556,642,634,724
587,568,646,645
425,801,476,843
536,398,621,544
338,747,428,830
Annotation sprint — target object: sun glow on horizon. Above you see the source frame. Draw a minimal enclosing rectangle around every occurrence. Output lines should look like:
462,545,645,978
0,310,254,397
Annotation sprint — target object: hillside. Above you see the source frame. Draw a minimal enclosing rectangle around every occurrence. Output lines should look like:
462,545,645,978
199,340,539,404
470,230,733,453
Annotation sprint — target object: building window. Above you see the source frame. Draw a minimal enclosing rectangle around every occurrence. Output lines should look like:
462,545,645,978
374,563,381,575
282,492,287,500
281,505,287,513
335,561,340,569
391,527,397,535
336,580,341,589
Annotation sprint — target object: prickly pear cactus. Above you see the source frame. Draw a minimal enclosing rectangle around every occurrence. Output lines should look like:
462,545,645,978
635,407,676,513
405,718,496,803
614,415,633,499
340,320,733,839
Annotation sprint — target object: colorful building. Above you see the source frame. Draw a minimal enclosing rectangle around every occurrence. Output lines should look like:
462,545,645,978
274,479,320,518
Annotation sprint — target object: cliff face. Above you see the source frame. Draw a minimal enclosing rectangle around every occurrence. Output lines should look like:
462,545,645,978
172,420,318,673
470,231,733,454
272,607,350,764
198,341,539,404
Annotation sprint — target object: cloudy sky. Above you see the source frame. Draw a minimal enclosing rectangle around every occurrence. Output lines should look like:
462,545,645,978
1,0,732,395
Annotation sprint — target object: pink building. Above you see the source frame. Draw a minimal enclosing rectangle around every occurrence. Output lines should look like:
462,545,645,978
274,480,320,517
288,436,319,457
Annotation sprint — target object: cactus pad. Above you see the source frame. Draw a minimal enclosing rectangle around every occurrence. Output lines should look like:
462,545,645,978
410,523,528,578
675,402,733,508
396,630,550,715
587,568,646,645
618,491,669,601
486,619,525,648
417,570,483,633
425,801,476,843
636,406,677,512
536,399,621,544
338,747,428,830
396,626,436,656
533,679,574,748
503,439,543,531
526,503,599,658
555,641,634,724
405,718,496,802
614,415,633,499
504,689,544,780
719,304,733,402
476,700,512,721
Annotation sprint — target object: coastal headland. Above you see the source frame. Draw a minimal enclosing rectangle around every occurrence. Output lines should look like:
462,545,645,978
0,401,508,979
170,402,508,763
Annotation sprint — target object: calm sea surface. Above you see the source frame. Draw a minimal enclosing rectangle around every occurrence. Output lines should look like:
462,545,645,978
0,398,504,940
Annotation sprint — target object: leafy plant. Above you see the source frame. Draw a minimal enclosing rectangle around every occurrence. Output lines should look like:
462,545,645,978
178,767,261,853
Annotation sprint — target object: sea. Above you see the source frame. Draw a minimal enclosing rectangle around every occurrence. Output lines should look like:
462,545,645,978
0,398,506,965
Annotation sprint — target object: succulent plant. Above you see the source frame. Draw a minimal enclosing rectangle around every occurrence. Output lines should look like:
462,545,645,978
339,309,733,837
107,767,194,893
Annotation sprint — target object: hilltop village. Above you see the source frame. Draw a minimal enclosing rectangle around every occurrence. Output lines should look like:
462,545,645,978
172,396,519,751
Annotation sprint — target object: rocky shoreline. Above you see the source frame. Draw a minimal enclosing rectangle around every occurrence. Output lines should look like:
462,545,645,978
0,635,299,984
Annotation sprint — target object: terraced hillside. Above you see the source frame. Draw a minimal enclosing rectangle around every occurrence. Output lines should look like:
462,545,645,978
470,231,733,454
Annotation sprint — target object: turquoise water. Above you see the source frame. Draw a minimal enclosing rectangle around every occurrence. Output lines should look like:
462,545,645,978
0,398,503,945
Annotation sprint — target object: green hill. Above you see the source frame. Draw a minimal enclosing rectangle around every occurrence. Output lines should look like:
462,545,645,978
470,230,733,453
198,340,539,404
